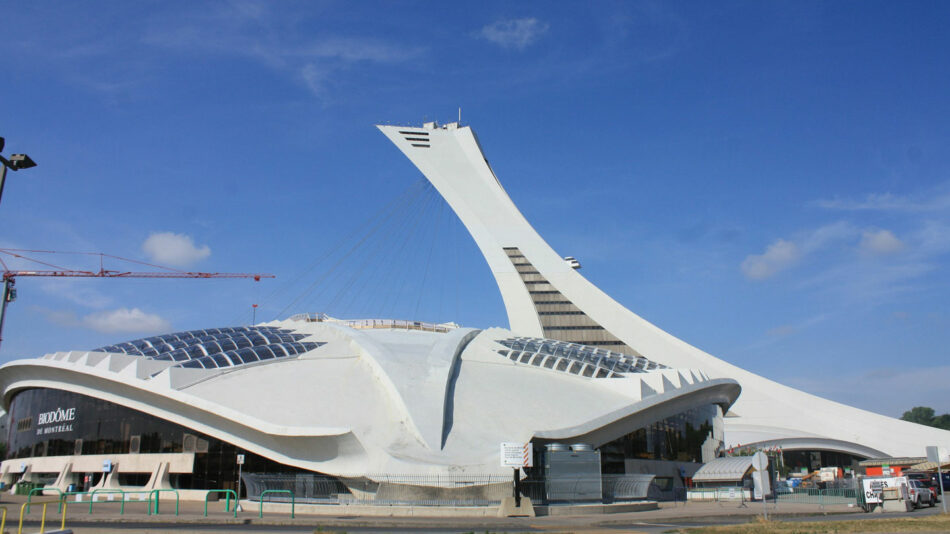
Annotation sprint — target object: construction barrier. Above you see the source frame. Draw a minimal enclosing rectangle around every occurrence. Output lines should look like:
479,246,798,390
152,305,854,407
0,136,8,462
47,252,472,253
18,498,67,534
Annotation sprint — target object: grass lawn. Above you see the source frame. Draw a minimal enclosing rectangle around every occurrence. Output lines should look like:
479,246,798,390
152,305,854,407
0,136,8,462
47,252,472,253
671,513,950,533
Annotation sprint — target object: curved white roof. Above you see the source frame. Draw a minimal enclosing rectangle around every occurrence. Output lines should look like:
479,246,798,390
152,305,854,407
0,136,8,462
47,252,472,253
0,317,739,478
692,456,754,483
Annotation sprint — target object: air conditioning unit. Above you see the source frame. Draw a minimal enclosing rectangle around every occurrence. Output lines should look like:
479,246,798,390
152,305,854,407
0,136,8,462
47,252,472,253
196,438,209,454
129,435,141,454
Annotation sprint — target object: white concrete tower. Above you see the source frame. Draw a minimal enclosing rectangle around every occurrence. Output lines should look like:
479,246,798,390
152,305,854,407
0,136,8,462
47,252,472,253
378,120,950,459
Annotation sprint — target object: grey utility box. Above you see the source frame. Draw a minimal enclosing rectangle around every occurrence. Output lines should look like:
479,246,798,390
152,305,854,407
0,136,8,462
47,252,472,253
543,443,603,502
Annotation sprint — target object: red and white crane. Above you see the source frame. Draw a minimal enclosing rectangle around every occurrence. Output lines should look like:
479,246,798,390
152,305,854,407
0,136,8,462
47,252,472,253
0,248,273,350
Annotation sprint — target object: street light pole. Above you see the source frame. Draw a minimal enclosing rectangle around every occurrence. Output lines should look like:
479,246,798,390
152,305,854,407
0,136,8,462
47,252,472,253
0,162,7,207
0,136,38,206
0,278,15,351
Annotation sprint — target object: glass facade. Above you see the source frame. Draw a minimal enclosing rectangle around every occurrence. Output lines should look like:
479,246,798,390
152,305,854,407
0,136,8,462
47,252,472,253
781,449,865,473
598,404,718,473
5,388,722,496
5,388,307,491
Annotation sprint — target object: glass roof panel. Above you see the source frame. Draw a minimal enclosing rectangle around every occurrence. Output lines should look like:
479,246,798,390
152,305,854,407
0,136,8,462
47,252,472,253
494,336,665,378
98,325,323,373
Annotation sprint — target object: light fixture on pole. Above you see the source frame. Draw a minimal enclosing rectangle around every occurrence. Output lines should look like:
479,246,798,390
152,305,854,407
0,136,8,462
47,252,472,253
0,137,38,206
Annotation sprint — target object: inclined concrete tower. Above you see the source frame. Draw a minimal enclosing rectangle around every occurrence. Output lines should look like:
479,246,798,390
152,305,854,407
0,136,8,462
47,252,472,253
378,120,950,459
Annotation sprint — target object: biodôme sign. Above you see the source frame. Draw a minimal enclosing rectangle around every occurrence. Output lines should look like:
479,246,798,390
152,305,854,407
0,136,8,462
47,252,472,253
36,406,77,435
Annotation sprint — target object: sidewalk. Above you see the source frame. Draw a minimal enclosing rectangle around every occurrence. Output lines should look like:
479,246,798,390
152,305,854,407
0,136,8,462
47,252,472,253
1,495,863,533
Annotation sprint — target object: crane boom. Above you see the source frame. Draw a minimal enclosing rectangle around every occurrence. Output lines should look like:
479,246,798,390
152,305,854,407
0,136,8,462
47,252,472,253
3,270,270,280
0,248,274,351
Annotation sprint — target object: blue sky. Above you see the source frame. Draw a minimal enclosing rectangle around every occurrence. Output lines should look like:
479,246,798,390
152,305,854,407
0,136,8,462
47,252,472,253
2,1,949,417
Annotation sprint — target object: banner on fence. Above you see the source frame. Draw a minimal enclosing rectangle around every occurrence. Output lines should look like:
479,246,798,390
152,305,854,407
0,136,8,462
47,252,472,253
863,476,906,504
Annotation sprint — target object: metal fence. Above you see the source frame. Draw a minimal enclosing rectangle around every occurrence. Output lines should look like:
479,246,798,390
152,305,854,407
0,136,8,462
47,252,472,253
242,473,655,506
647,483,687,502
688,485,858,506
774,487,857,505
243,473,348,504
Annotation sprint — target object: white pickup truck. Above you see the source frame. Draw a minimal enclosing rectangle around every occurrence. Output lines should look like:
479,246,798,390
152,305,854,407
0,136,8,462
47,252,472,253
908,479,937,508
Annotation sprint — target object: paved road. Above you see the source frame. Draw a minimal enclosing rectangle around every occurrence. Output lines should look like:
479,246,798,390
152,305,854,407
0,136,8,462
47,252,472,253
6,496,945,534
598,504,946,533
34,510,947,534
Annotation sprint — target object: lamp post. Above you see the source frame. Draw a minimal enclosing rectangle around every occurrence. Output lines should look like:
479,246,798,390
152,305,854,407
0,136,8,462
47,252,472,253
0,137,38,206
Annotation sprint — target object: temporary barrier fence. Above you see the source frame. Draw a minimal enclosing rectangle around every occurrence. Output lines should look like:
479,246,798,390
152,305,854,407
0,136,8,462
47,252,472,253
688,485,859,508
18,498,67,534
774,487,857,505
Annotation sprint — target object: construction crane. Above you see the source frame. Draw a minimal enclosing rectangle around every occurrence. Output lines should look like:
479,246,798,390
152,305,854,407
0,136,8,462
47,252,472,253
0,248,274,351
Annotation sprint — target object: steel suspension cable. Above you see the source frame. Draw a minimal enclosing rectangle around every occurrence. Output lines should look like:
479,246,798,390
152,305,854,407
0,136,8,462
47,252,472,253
414,199,444,320
288,180,431,319
380,185,441,318
271,178,429,319
323,184,434,316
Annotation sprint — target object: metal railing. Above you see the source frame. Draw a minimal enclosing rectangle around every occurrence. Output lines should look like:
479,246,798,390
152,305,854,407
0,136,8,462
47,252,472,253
289,314,455,333
688,486,750,503
774,487,857,505
647,482,688,503
243,472,655,507
687,485,859,508
88,488,133,514
147,488,180,515
204,489,238,518
26,487,64,513
259,489,295,518
243,473,347,503
18,499,66,534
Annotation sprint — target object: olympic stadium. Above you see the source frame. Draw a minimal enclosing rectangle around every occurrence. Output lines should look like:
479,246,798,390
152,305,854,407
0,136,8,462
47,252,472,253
1,120,947,504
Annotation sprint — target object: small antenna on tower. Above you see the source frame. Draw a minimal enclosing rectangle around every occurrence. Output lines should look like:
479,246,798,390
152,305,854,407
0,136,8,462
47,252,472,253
458,107,462,124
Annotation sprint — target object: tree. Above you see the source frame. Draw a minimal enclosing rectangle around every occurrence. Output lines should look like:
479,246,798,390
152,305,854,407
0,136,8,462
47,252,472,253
932,414,950,431
901,406,942,427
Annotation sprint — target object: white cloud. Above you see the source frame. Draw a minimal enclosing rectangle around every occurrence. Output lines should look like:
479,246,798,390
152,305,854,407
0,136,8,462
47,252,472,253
39,279,113,309
300,63,328,96
740,239,800,280
32,307,82,328
82,308,171,334
813,189,950,212
801,221,856,251
35,306,171,334
142,4,423,98
765,314,828,338
741,222,859,280
297,37,420,63
142,232,211,268
479,18,549,50
860,229,905,255
915,221,950,256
